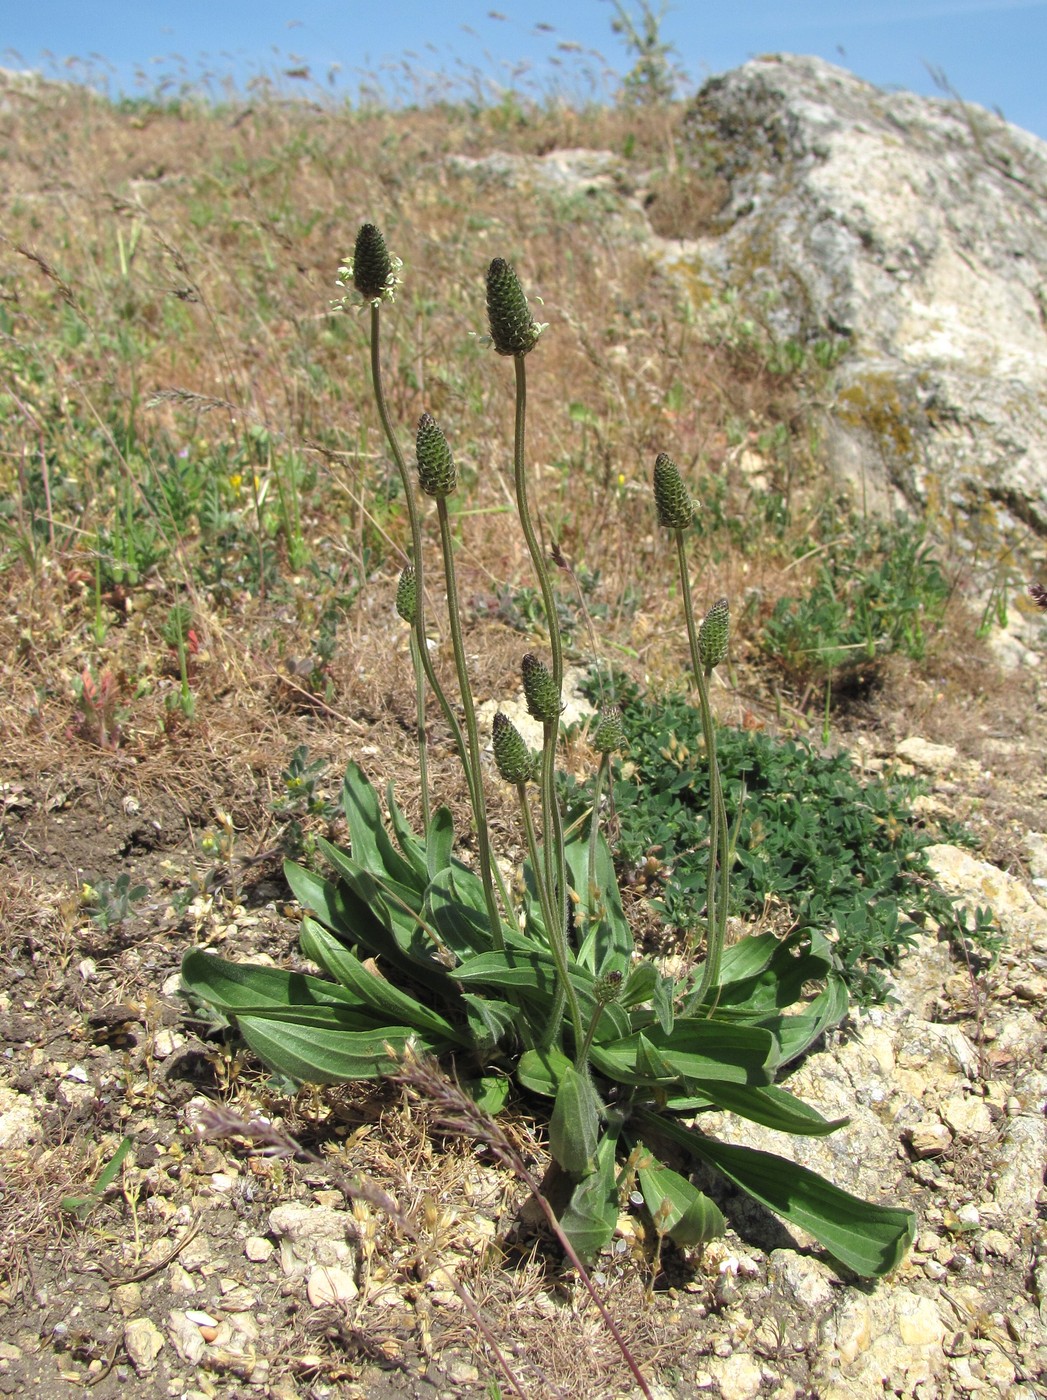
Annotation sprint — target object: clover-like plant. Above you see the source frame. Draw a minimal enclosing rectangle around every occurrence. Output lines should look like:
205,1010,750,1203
182,225,915,1279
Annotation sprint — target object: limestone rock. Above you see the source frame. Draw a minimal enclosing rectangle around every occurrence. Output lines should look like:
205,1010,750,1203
268,1203,357,1279
0,1086,41,1149
924,843,1047,941
676,54,1047,549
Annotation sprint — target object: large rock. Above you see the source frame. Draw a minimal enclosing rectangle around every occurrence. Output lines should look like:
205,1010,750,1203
674,54,1047,546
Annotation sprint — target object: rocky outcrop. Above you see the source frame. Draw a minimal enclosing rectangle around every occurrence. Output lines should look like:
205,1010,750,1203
673,54,1047,547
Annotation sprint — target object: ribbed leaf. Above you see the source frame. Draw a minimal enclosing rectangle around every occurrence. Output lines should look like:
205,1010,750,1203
590,1019,777,1089
517,1045,572,1097
385,783,429,883
238,1016,452,1084
461,993,520,1052
565,825,632,975
340,762,425,897
557,1117,622,1262
426,805,455,880
299,917,465,1043
638,1110,915,1279
687,1081,848,1135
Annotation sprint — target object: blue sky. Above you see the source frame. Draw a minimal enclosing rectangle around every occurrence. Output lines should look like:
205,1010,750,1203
5,1,1047,141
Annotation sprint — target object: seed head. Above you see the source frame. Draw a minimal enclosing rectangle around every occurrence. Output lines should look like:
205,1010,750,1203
395,564,417,624
521,653,562,725
698,597,730,672
485,258,545,357
492,712,538,785
334,223,402,307
416,413,457,498
653,453,694,531
592,704,625,754
593,969,624,1006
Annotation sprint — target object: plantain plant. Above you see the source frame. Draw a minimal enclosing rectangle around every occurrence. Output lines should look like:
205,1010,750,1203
181,224,914,1279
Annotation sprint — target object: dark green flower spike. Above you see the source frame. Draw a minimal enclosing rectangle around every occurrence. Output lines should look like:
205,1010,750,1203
486,258,544,357
395,564,417,624
653,453,694,531
521,653,562,725
593,969,624,1006
592,704,625,754
416,413,457,498
351,223,393,302
698,597,730,672
492,712,537,785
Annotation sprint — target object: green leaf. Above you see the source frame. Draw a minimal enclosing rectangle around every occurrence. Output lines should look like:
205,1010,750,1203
565,825,633,975
299,918,465,1043
550,1064,602,1175
455,948,630,1043
283,861,406,967
557,1116,622,1261
517,1045,573,1098
60,1136,135,1218
426,805,455,881
637,1110,915,1279
463,1075,511,1115
461,993,519,1052
635,1154,724,1247
183,949,359,1012
591,1019,776,1089
386,783,429,883
686,1081,848,1136
424,866,491,959
341,761,425,895
237,1016,453,1084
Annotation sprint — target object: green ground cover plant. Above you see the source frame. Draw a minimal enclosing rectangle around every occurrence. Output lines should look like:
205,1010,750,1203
760,513,951,725
182,225,915,1280
564,680,966,1004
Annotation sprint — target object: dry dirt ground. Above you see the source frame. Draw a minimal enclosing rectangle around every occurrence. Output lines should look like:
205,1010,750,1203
2,557,1047,1399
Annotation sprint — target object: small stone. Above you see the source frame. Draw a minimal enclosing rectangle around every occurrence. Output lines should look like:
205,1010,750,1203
167,1310,206,1365
183,1309,219,1327
708,1352,763,1400
445,1357,480,1384
112,1282,143,1317
942,1096,993,1137
907,1121,953,1157
956,1203,981,1229
306,1264,358,1307
897,737,958,772
898,1295,946,1348
980,1229,1017,1259
123,1317,165,1374
245,1235,274,1263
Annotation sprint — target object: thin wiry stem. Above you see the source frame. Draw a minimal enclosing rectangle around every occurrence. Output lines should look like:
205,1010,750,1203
389,1052,656,1400
368,303,469,822
409,630,431,829
436,496,506,949
673,529,730,1004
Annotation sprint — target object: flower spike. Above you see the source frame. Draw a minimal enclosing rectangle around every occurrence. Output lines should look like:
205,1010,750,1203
486,258,545,357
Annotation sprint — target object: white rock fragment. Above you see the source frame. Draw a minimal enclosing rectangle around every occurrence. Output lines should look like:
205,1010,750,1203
123,1317,165,1374
0,1086,41,1149
896,737,958,772
306,1264,358,1307
244,1235,274,1262
268,1203,356,1278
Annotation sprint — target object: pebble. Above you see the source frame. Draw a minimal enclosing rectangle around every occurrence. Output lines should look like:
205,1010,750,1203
245,1234,274,1262
123,1317,165,1374
306,1264,358,1307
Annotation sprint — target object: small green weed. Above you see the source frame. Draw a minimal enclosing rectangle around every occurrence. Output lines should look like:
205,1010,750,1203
81,874,148,932
566,679,966,1004
761,513,951,724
